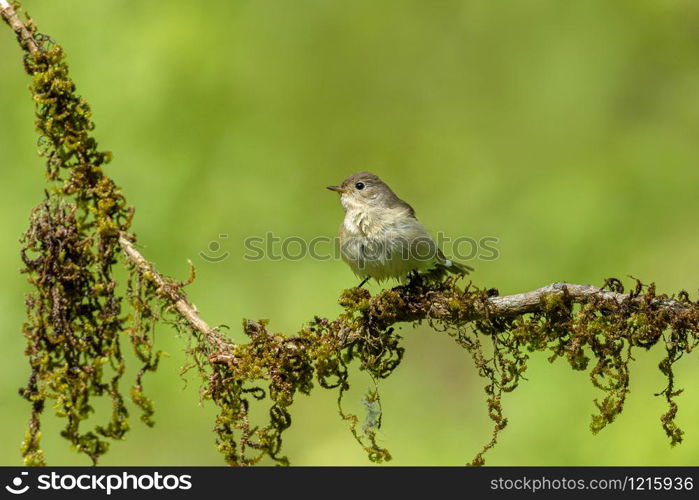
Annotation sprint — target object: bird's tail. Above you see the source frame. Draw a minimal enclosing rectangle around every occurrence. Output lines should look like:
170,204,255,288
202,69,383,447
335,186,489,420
441,259,474,275
435,249,474,276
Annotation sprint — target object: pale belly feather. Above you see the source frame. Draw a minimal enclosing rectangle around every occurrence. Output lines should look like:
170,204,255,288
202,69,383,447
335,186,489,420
340,207,437,282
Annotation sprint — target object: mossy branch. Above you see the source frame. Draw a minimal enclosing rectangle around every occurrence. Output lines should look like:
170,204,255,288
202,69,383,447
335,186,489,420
1,0,39,55
118,232,234,356
4,1,698,467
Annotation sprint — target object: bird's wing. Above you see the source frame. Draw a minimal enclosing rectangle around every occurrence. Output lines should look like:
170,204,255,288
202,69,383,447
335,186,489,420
387,196,416,219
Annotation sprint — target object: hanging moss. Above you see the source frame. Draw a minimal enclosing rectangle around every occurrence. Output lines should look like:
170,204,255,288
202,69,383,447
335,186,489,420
187,274,698,466
8,3,155,465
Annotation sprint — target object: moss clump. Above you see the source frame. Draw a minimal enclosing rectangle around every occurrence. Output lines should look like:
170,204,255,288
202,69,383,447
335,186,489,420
11,4,155,465
191,274,698,466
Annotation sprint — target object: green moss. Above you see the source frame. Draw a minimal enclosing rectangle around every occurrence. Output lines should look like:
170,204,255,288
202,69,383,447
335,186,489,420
10,4,153,465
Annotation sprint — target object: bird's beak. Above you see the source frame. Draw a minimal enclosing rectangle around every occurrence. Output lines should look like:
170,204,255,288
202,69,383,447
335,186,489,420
326,185,346,194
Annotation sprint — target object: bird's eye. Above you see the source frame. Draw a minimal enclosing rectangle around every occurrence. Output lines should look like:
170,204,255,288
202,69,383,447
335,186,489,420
355,182,365,190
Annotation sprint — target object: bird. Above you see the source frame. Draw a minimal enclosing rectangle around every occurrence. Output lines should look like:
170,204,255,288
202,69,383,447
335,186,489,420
327,172,473,287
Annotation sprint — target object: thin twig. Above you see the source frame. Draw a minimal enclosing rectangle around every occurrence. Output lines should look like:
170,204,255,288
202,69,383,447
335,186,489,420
0,1,40,55
118,232,234,354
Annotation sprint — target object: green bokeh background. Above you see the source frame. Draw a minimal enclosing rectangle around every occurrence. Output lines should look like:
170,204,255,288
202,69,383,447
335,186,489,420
1,0,698,465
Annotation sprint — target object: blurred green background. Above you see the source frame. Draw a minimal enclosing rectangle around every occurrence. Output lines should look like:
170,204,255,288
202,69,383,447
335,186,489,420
1,0,698,465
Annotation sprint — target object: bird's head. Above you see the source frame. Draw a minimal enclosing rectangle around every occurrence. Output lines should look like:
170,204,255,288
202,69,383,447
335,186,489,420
327,172,394,211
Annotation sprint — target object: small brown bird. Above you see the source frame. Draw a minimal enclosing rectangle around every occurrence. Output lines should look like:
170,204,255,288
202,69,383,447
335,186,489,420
327,172,473,286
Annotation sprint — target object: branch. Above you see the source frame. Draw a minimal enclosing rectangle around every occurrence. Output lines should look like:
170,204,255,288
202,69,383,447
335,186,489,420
116,222,694,360
0,1,40,55
116,224,689,365
118,232,234,355
355,279,695,336
485,282,690,316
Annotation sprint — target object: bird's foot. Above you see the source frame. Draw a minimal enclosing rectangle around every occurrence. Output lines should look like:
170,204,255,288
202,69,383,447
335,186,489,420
356,276,370,288
405,270,423,288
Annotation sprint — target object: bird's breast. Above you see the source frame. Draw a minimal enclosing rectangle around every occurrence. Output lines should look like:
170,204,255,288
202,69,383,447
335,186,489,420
343,208,376,238
342,207,408,238
339,207,436,278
